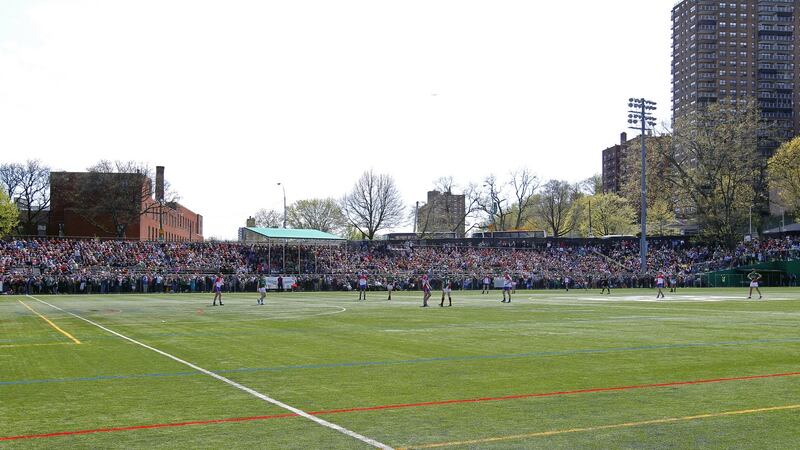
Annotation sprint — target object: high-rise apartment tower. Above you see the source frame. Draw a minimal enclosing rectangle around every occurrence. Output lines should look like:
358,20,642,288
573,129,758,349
672,0,798,155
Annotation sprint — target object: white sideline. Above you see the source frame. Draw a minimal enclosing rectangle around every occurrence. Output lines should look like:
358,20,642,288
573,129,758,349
26,295,392,450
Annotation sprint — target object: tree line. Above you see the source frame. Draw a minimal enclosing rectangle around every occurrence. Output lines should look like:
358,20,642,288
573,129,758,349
252,101,800,246
2,99,800,245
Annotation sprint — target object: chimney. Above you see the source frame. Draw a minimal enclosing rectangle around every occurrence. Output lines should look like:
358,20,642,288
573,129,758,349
155,166,165,202
246,216,256,227
620,132,627,146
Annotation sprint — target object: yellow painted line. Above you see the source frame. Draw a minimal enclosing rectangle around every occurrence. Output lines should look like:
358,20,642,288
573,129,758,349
401,404,800,449
18,300,81,344
0,342,74,349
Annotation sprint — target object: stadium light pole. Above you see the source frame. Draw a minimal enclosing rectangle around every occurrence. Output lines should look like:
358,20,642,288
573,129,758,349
277,182,287,228
627,97,657,275
483,183,498,238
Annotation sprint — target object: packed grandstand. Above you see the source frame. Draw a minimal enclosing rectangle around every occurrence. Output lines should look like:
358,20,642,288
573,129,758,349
1,236,798,295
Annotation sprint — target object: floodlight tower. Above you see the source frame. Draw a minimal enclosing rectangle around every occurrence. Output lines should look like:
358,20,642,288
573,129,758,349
627,98,657,275
277,182,287,228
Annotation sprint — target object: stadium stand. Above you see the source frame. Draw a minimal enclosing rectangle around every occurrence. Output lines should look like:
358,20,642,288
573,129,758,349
1,236,798,294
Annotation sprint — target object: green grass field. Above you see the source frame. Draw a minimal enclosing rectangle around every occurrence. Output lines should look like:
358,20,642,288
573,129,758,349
2,288,799,449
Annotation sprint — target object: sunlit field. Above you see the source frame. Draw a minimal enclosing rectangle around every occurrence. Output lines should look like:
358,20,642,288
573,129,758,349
2,288,799,449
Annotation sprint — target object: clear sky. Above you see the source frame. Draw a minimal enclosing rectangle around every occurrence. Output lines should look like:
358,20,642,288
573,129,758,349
0,0,676,240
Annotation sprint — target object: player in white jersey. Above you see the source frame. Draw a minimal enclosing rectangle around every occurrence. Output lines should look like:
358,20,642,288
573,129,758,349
747,270,763,299
501,273,513,303
482,275,491,294
385,277,394,301
212,274,224,306
257,275,267,305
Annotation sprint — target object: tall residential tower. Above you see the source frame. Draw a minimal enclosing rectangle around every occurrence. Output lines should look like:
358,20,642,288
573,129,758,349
672,0,798,155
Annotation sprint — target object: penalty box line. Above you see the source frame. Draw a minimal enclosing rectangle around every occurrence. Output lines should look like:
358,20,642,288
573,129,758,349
25,296,392,450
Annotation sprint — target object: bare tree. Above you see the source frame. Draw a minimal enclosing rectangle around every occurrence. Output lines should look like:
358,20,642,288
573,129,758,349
461,182,484,234
0,160,51,235
342,170,405,239
535,179,579,237
287,198,345,233
475,175,512,231
415,177,478,237
509,168,539,229
254,208,283,228
432,176,456,193
0,164,22,199
75,160,179,238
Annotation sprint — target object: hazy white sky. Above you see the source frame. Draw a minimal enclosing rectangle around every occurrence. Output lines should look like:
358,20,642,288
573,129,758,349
0,0,675,239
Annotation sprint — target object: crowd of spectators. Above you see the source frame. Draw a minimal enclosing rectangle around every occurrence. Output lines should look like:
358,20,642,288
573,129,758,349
1,236,798,294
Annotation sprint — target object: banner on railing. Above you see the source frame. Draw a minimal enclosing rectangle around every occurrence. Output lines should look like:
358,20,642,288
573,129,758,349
264,276,296,290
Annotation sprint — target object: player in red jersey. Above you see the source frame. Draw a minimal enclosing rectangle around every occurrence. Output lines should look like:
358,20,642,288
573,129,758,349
357,273,368,301
655,273,666,299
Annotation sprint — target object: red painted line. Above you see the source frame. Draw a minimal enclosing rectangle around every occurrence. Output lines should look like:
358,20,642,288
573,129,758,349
3,371,799,442
306,371,800,415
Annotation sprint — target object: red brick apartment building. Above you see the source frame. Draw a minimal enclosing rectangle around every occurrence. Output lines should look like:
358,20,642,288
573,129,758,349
48,170,203,242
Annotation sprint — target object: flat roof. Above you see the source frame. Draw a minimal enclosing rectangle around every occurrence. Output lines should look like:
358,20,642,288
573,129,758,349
244,227,344,240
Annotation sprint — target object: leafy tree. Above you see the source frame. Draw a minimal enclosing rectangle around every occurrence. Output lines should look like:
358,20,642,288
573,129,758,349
287,198,345,233
342,170,405,240
575,193,636,237
665,100,765,247
619,135,679,220
647,198,679,236
768,136,800,217
0,189,19,237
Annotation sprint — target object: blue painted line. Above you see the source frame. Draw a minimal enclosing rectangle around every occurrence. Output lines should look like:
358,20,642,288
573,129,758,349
2,337,799,387
214,337,800,374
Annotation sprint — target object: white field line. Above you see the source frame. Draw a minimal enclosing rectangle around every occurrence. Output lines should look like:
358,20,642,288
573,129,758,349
26,295,392,450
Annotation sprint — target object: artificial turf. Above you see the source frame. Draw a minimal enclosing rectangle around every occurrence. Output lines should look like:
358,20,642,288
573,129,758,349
1,288,799,449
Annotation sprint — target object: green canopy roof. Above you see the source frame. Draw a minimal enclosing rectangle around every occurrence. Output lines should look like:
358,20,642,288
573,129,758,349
244,227,344,241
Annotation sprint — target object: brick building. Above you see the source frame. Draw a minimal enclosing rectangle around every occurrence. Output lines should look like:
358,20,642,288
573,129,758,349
48,168,203,241
416,190,466,237
602,132,628,194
